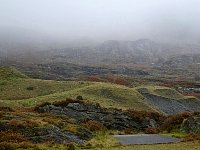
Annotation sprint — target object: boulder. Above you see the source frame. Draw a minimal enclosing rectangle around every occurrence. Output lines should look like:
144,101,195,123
181,115,200,134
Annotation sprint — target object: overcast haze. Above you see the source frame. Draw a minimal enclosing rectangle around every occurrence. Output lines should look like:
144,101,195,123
0,0,200,43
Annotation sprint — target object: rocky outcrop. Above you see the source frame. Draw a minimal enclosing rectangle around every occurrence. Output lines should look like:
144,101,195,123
36,101,159,131
138,89,200,115
181,115,200,134
0,104,93,144
37,102,141,130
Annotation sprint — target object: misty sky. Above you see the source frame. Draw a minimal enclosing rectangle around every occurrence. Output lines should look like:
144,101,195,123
0,0,200,42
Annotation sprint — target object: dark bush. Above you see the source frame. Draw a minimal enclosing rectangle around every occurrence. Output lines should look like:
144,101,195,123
0,131,27,143
34,102,51,111
82,120,106,131
64,143,76,150
76,96,83,100
126,110,165,124
26,86,34,90
144,128,160,134
0,107,14,112
0,142,17,150
0,142,38,150
183,133,200,142
160,112,192,132
124,128,136,134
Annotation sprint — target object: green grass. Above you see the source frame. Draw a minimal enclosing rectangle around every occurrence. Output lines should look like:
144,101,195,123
81,131,198,150
136,86,195,100
0,67,27,80
161,131,188,138
0,82,156,111
92,141,200,150
0,79,91,100
72,83,155,111
84,131,120,149
0,67,197,112
0,78,195,112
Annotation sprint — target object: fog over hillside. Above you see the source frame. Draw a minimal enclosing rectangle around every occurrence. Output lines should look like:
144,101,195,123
0,0,200,75
0,0,200,45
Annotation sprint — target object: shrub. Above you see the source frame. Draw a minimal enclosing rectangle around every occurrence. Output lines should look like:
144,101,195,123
193,111,200,116
145,128,160,134
76,95,83,100
26,86,34,90
64,143,76,150
0,112,4,118
23,119,39,128
124,128,136,134
0,107,14,112
0,142,17,150
8,120,25,128
82,120,106,132
86,76,105,82
8,118,38,128
34,102,51,111
126,110,165,124
160,112,192,132
114,77,129,86
183,133,200,142
0,142,38,150
0,131,27,143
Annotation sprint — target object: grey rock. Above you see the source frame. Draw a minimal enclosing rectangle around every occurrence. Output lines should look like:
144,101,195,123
38,102,142,130
138,90,200,115
181,115,200,134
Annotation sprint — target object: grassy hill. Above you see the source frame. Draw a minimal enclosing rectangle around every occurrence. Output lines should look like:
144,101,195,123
0,67,199,114
0,79,92,100
0,67,27,80
0,82,155,111
136,86,186,99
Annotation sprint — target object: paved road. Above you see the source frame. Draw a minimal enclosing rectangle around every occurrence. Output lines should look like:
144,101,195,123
114,134,181,145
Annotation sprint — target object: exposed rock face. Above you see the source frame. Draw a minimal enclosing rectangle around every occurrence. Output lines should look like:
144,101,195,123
181,115,200,134
38,103,141,130
37,102,158,130
138,89,200,115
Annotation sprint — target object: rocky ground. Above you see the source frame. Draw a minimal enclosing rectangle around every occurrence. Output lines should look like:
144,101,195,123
138,88,200,114
0,98,200,149
181,114,200,134
36,99,160,131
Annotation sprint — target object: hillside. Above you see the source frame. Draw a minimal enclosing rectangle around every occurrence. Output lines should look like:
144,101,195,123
0,67,93,100
0,67,200,149
0,67,28,80
0,81,154,111
0,68,199,115
2,39,200,81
